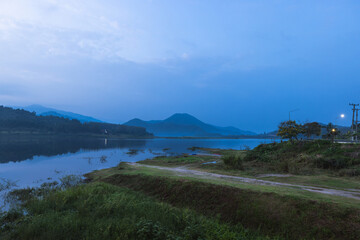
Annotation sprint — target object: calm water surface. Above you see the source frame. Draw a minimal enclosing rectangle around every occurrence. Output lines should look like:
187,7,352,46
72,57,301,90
0,136,276,207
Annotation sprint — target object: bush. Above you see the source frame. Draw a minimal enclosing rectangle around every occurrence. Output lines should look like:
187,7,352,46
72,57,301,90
222,154,244,170
243,143,278,162
338,168,360,177
135,219,175,240
59,175,83,189
240,140,360,174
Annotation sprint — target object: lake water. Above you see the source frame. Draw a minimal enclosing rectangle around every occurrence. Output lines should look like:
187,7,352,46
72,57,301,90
0,136,276,208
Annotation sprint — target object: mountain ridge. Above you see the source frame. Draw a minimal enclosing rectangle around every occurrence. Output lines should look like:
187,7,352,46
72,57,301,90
21,105,102,123
124,113,256,137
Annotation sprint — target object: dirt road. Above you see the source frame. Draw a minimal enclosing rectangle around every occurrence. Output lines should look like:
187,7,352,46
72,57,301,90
128,163,360,200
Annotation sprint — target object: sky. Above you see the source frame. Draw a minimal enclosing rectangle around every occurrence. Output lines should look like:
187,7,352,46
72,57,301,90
0,0,360,133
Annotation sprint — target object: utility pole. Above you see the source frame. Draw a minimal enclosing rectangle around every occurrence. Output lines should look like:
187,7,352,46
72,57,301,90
356,108,359,142
349,103,359,141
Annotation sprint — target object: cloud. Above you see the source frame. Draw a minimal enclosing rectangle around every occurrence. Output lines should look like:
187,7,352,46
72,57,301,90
0,0,145,62
181,53,189,59
0,1,359,131
1,0,359,66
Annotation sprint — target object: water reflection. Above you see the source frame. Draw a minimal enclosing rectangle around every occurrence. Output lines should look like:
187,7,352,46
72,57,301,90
0,137,276,193
0,135,147,163
0,136,275,164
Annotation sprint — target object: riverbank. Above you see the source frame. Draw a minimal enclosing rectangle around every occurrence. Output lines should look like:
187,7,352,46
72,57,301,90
2,142,360,239
85,148,360,239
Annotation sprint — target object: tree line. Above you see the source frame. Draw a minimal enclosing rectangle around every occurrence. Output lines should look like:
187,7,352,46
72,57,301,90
0,106,153,137
277,120,346,142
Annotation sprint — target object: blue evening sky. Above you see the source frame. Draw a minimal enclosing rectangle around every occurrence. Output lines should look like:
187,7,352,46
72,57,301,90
0,0,359,132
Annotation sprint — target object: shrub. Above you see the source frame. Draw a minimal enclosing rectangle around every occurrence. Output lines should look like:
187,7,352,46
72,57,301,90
59,175,83,189
222,154,244,170
135,219,175,240
240,140,360,174
338,168,360,177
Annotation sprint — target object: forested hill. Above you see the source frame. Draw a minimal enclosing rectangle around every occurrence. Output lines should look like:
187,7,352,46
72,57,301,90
0,106,153,138
124,113,256,137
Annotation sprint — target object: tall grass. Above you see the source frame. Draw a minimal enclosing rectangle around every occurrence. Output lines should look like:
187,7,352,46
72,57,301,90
234,140,360,175
222,153,244,170
0,182,275,240
101,174,360,240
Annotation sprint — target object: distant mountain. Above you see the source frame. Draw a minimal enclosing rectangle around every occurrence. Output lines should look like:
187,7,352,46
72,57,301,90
124,113,256,137
21,105,102,123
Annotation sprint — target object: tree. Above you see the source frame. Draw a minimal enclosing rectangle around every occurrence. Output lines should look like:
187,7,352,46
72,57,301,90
277,120,304,142
303,122,322,139
324,123,339,143
0,106,153,137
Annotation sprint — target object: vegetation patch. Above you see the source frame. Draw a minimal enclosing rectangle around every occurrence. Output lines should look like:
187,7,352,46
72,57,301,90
138,154,218,166
126,149,140,156
194,147,240,156
219,140,360,176
221,152,246,170
99,173,360,240
86,162,360,208
0,183,273,240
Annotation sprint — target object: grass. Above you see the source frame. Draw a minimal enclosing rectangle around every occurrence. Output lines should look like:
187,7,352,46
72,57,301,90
87,163,360,209
197,141,360,178
98,172,360,240
257,174,360,190
195,161,360,190
241,140,360,175
0,182,275,240
221,152,246,170
138,154,219,166
132,149,360,192
193,147,241,156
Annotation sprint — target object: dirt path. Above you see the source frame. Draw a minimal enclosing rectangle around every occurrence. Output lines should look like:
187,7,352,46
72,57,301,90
128,163,360,200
